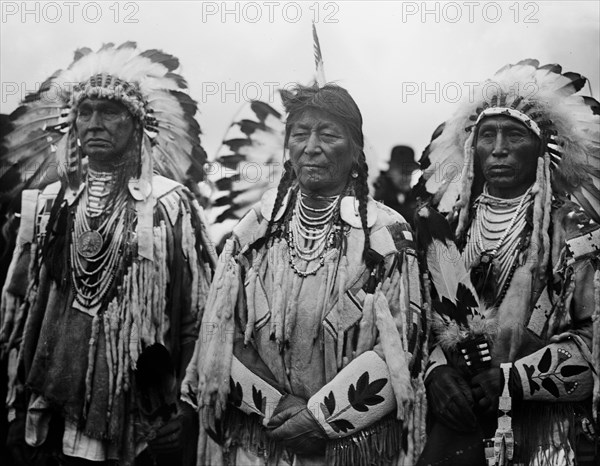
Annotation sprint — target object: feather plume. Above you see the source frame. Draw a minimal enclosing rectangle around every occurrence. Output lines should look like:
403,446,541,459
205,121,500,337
312,22,326,87
416,206,485,331
204,25,385,246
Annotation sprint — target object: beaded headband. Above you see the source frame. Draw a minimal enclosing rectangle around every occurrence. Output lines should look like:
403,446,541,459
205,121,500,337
1,42,207,216
475,107,542,138
421,59,599,220
71,73,146,120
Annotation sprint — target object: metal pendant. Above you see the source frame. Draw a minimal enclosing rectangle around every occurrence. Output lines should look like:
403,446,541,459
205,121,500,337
480,251,494,265
77,230,103,258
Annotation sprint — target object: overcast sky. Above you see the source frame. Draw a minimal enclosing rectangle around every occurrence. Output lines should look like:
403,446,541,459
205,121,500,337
1,0,599,169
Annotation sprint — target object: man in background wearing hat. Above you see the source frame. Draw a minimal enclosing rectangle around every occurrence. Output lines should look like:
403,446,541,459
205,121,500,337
374,145,420,226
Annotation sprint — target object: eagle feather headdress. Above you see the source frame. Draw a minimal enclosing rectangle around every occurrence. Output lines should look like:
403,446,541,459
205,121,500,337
421,59,600,222
0,41,207,209
416,59,600,367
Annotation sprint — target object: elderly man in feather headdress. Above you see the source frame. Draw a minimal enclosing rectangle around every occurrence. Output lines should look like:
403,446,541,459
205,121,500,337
415,60,600,465
0,43,216,465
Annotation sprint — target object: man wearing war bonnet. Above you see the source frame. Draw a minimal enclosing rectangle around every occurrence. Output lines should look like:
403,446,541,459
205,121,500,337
417,60,600,465
0,43,216,465
182,83,428,465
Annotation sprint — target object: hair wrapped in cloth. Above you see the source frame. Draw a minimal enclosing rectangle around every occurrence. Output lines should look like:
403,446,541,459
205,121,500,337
273,83,377,264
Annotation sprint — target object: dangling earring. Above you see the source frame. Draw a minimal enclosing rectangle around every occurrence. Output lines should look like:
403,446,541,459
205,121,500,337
351,170,358,179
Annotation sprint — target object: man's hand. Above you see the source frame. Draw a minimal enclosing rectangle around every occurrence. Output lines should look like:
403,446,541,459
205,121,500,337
148,402,196,454
470,367,503,417
266,394,327,456
425,365,478,432
471,366,522,417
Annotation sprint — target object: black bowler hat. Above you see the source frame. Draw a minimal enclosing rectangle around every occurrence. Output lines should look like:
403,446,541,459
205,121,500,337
389,145,419,172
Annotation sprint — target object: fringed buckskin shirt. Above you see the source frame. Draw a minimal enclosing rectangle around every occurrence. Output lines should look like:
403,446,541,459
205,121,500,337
0,175,216,464
184,187,428,466
425,200,599,464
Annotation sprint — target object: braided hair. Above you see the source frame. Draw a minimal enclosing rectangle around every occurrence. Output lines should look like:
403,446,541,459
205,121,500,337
267,83,373,263
264,158,296,241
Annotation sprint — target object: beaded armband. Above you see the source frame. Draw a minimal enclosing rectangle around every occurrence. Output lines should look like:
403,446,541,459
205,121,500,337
228,356,283,424
307,351,395,439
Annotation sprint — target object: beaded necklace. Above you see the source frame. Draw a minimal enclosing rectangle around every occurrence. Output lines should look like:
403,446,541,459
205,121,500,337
87,169,115,218
287,191,341,277
70,178,130,313
464,184,533,305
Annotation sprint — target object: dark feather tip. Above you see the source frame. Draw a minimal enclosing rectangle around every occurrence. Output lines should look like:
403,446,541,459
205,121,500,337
415,206,455,250
238,119,264,135
250,100,282,120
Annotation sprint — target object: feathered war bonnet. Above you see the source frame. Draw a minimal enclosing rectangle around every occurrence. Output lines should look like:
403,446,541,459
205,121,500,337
421,59,600,225
1,41,207,259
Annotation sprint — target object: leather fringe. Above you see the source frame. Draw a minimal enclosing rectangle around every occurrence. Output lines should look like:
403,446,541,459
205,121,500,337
326,416,401,466
514,401,577,464
592,267,599,423
222,408,285,465
222,410,402,466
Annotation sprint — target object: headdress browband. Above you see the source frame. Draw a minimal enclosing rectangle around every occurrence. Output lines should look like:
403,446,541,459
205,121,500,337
474,107,542,138
71,73,146,120
0,42,207,210
420,59,599,220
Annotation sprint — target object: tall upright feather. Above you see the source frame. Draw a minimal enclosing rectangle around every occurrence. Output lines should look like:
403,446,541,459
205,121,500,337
312,22,326,87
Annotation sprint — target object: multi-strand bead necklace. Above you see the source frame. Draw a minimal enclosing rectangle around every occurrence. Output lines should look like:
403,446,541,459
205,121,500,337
287,191,341,277
464,184,533,305
70,170,130,312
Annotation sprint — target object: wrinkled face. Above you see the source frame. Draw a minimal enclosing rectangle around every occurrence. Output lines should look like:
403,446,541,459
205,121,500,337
76,98,135,164
475,115,540,198
287,108,355,197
